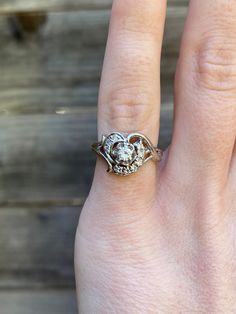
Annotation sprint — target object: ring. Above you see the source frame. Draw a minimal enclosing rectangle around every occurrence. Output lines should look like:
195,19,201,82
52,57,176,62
91,132,163,176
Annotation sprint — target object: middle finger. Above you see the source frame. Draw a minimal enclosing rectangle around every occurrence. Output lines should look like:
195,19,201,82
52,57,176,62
168,0,236,192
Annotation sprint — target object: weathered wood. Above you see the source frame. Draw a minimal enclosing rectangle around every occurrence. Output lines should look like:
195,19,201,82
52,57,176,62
0,290,77,314
0,3,185,293
0,106,172,204
0,8,186,115
0,0,112,13
0,104,171,287
0,9,183,204
0,0,188,14
0,206,80,288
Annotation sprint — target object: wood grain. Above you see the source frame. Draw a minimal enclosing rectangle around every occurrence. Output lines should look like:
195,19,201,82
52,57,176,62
0,290,77,314
0,9,184,204
0,107,172,204
0,206,80,288
0,0,188,298
0,0,188,14
0,8,186,115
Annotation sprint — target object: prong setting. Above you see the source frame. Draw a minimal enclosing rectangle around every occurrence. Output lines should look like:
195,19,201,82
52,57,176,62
92,132,162,176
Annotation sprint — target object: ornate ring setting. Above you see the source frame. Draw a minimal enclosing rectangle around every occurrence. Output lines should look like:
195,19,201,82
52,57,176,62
91,132,162,176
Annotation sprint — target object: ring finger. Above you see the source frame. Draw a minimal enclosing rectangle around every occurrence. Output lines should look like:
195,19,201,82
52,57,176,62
91,0,167,205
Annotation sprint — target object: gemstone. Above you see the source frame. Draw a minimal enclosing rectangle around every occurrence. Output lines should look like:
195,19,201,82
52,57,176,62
135,157,143,167
104,133,124,152
134,140,145,158
112,142,135,166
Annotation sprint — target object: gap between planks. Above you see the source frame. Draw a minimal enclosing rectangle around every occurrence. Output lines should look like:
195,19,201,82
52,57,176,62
0,198,86,209
0,289,77,314
0,1,188,15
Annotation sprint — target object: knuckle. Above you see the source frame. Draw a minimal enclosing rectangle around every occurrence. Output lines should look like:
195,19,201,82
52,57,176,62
195,36,236,92
105,87,153,131
102,48,157,131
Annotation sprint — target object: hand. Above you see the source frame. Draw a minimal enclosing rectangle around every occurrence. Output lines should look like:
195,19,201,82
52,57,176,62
75,0,236,312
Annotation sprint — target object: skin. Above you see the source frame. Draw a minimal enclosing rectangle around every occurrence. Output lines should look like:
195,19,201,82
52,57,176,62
75,0,236,313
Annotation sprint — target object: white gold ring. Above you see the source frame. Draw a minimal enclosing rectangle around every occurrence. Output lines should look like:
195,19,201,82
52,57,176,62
92,132,162,176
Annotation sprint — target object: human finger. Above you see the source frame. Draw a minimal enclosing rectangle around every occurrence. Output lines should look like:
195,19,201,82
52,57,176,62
91,0,167,204
168,0,236,192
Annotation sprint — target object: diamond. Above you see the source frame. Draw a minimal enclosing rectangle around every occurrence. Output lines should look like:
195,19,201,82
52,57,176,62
104,133,123,152
134,139,145,158
114,165,122,174
112,142,135,166
135,157,143,167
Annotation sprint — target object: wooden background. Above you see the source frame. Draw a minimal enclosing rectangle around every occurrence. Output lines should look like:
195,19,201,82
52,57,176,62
0,1,188,313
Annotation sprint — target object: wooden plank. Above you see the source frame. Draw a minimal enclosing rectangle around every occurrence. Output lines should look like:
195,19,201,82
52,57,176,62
0,290,77,314
0,8,186,115
0,105,172,204
0,206,80,288
0,86,99,115
0,1,188,14
0,8,185,203
0,4,184,294
0,0,112,13
0,113,96,204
